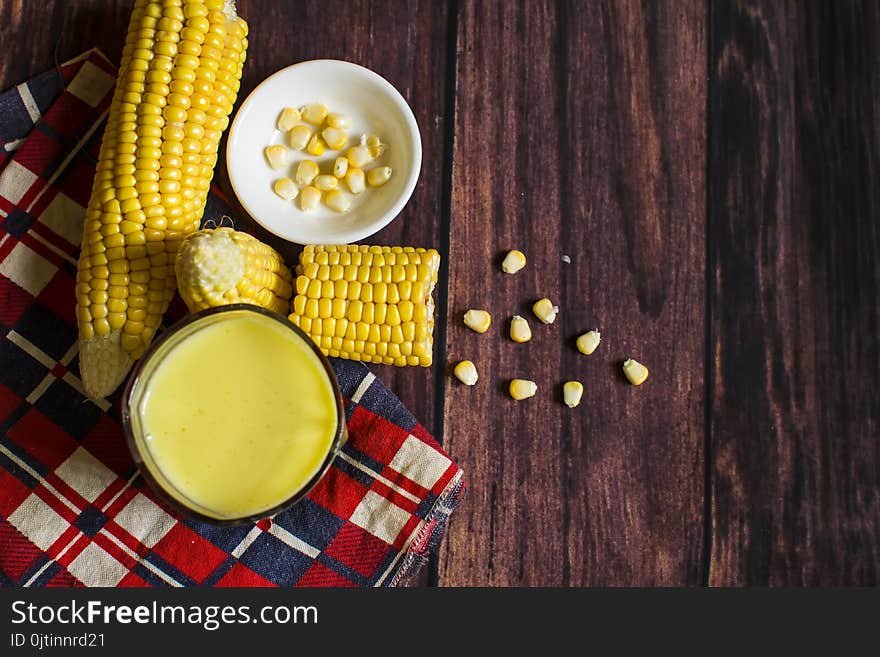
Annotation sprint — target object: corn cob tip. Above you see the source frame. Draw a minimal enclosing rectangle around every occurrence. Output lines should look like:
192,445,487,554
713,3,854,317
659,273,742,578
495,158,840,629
79,333,133,400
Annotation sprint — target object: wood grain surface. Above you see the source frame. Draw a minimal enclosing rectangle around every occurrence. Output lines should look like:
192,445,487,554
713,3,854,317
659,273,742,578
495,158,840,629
0,0,878,586
439,0,706,586
708,0,880,585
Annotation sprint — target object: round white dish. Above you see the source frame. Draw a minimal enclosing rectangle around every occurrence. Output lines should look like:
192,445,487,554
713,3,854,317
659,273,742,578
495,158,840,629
226,60,422,245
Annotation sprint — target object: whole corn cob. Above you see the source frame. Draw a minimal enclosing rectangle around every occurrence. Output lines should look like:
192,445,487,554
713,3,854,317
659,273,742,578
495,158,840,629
175,227,293,315
76,0,248,399
288,245,440,366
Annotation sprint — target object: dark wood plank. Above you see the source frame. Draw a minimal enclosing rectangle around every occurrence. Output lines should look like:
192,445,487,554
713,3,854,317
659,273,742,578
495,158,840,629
708,0,880,585
0,1,132,86
439,0,707,585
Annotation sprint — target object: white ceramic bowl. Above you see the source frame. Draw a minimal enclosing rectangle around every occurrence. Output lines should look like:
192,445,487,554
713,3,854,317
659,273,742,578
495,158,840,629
226,60,422,245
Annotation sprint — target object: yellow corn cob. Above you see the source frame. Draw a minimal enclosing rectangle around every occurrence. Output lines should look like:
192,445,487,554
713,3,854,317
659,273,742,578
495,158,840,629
288,245,440,366
175,227,293,315
76,0,248,399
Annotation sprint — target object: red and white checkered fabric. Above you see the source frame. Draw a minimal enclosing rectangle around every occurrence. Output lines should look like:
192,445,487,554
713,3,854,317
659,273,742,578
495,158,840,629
0,50,464,587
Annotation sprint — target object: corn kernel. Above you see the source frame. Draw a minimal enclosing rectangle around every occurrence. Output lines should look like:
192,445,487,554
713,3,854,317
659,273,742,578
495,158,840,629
314,174,338,192
532,297,558,324
299,186,321,211
326,112,351,130
306,134,325,156
295,159,320,186
509,315,532,342
264,145,287,169
501,249,526,273
277,107,301,131
463,309,491,333
321,127,347,150
454,360,478,386
324,189,351,213
365,134,387,158
273,177,298,200
367,166,392,187
563,381,583,408
288,124,311,150
623,358,649,386
300,103,327,125
347,145,372,168
345,168,366,194
576,329,601,355
333,157,349,178
509,379,537,400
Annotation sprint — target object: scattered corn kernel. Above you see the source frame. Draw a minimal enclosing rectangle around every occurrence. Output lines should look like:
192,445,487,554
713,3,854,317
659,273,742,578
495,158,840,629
532,298,558,324
576,329,601,355
367,166,392,187
345,168,366,194
347,145,372,168
288,125,312,150
300,103,328,125
509,379,537,400
324,189,351,213
623,358,649,385
509,315,532,343
306,134,325,156
502,249,526,273
365,134,386,158
322,127,347,150
463,309,491,333
277,107,301,131
333,157,349,178
273,177,298,201
453,360,479,386
326,112,351,130
295,159,320,186
314,174,338,192
299,186,321,211
264,145,287,169
563,381,583,408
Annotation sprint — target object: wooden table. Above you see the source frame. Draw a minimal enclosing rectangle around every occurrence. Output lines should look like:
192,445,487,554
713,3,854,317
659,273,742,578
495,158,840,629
2,1,877,586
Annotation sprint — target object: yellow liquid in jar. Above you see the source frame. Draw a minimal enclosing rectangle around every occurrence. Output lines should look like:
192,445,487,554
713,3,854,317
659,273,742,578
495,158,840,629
138,312,338,520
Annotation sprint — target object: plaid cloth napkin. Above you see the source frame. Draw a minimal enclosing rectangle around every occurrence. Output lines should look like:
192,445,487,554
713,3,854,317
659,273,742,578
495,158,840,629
0,50,464,587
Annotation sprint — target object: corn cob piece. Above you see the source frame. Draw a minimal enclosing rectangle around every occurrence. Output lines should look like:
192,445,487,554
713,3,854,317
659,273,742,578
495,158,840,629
288,245,440,366
175,227,293,315
76,0,248,399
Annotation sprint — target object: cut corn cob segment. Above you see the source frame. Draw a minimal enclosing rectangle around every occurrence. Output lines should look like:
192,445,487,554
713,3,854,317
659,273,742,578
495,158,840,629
76,0,248,399
176,227,293,315
288,245,440,366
